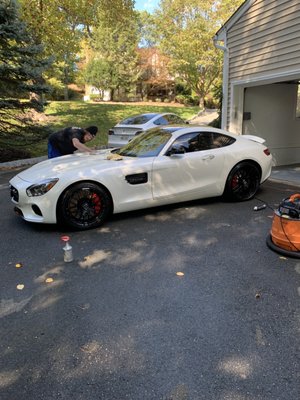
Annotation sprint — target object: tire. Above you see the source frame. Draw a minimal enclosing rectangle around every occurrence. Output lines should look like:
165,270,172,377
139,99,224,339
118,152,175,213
57,182,112,230
224,161,261,201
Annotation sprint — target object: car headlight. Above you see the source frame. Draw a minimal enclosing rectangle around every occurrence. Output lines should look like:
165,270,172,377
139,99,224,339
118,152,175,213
26,178,59,197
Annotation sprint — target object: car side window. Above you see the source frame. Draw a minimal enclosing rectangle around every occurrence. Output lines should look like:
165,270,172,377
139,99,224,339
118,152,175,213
154,117,168,125
169,132,236,153
211,133,236,148
164,115,184,124
170,132,201,153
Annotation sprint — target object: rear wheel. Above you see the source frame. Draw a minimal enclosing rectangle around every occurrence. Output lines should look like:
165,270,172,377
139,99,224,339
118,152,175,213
224,162,261,201
57,182,112,230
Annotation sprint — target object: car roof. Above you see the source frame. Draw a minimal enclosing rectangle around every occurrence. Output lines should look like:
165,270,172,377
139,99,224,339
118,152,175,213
116,112,183,127
123,112,179,118
157,125,237,140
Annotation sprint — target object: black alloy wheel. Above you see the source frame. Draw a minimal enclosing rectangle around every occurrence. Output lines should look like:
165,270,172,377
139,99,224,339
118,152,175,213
224,162,261,201
57,182,112,230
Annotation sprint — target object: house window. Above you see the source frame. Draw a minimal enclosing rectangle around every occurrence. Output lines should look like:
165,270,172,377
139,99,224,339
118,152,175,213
296,84,300,118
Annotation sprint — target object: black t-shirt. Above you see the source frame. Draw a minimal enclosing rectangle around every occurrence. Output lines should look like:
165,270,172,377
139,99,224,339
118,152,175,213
49,127,85,155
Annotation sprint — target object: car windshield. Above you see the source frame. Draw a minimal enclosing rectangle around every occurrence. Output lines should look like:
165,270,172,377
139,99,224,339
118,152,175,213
119,114,158,125
114,128,172,157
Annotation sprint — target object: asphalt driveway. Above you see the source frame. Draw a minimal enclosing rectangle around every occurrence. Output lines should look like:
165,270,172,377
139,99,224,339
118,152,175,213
0,168,300,400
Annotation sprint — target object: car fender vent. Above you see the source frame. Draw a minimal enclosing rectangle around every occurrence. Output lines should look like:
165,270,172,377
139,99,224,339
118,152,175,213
125,173,148,185
32,204,43,216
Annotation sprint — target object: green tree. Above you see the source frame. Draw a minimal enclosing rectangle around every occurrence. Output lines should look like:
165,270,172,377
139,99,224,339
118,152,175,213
155,0,244,108
88,0,140,99
18,0,98,100
84,58,117,96
137,10,159,48
0,0,51,148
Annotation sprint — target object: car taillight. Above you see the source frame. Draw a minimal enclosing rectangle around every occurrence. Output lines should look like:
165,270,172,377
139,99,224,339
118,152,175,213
108,129,114,135
264,148,271,156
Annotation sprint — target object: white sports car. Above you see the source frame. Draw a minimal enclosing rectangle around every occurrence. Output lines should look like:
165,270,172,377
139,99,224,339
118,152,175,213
9,126,272,230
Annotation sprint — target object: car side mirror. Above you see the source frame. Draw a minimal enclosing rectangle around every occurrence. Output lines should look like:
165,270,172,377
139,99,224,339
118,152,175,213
168,144,186,156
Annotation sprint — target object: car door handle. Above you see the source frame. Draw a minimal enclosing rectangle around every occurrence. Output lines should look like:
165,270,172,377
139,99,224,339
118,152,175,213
202,154,215,160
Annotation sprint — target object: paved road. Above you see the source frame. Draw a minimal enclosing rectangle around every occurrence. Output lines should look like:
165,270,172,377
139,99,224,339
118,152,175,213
1,169,300,400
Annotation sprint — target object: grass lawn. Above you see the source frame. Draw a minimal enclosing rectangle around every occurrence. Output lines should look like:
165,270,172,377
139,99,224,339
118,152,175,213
29,100,200,157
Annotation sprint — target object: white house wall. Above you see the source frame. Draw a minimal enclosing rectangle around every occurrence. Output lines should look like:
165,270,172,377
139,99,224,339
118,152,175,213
225,0,300,131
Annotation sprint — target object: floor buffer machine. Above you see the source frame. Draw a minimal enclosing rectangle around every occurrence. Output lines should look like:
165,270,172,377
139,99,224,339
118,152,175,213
266,194,300,258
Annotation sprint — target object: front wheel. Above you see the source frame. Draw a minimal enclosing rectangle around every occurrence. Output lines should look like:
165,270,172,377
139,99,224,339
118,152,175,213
224,162,261,201
57,182,112,230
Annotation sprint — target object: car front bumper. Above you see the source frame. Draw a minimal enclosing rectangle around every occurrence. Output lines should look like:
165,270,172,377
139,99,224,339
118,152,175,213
9,176,58,224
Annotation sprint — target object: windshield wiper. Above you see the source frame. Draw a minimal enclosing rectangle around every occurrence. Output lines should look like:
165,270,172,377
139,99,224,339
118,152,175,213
119,152,137,157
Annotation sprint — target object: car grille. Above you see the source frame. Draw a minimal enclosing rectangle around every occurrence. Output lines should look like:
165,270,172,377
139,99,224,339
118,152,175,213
10,185,19,202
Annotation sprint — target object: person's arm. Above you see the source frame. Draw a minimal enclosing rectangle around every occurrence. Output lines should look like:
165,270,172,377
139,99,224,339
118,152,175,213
72,137,93,153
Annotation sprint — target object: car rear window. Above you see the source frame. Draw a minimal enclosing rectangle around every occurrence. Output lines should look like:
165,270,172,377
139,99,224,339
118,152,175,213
120,114,158,125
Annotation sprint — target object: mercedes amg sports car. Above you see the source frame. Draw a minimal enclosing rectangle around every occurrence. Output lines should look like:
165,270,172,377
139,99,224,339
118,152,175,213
9,126,272,230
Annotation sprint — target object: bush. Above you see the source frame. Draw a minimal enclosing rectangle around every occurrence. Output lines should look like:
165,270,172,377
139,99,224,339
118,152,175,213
90,93,102,101
175,83,191,96
175,94,199,106
175,94,186,104
204,94,219,109
208,115,221,128
0,147,31,163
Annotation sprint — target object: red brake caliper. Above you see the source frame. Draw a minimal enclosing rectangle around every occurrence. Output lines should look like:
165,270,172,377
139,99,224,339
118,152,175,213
231,175,239,189
92,193,102,214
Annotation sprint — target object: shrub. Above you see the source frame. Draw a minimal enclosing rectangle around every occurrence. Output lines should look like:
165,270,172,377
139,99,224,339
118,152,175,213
204,94,219,109
175,94,199,106
175,83,191,96
0,147,31,163
208,115,221,128
90,93,102,101
175,94,186,104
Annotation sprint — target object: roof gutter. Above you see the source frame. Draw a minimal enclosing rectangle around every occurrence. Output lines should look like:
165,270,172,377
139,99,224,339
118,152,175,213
213,32,229,130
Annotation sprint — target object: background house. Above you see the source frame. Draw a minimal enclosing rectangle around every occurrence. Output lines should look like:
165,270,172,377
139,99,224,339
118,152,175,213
85,48,176,103
214,0,300,166
137,48,175,102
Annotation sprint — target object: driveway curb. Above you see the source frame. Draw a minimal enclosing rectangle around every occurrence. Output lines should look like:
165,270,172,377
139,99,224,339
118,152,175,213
0,156,47,171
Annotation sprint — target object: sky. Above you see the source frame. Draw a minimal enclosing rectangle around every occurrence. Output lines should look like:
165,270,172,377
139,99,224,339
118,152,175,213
134,0,159,12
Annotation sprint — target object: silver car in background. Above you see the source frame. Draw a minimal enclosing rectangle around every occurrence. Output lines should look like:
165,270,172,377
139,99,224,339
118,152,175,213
108,112,188,147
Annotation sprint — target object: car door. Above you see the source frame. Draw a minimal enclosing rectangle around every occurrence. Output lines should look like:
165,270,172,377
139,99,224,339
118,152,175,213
152,131,226,201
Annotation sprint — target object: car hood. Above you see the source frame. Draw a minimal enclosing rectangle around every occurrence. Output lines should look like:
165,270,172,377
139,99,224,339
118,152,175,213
15,150,130,183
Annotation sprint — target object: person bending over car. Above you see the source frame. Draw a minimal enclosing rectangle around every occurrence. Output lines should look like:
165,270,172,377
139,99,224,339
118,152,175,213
48,126,98,158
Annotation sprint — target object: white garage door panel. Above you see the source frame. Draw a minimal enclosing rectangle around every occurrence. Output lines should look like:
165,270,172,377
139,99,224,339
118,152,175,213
243,84,300,166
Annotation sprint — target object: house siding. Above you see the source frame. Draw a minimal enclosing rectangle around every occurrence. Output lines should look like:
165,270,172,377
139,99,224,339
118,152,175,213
225,0,300,129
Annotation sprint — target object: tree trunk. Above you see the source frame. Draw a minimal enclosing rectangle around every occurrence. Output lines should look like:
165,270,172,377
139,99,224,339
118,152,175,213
29,92,44,112
199,96,205,110
64,85,69,101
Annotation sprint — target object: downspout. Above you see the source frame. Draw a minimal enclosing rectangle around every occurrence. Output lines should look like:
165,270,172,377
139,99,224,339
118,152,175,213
213,33,229,130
